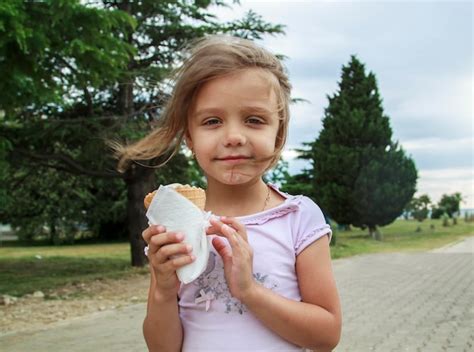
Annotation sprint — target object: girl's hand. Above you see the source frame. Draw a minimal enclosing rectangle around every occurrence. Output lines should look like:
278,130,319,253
142,225,195,298
206,217,256,301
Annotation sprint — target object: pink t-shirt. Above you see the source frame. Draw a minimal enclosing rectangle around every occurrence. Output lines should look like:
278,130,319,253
178,184,332,351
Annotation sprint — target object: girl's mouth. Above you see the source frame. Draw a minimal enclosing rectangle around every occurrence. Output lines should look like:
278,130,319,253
215,155,251,163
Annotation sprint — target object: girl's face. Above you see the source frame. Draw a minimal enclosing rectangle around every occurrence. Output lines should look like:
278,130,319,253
186,68,280,186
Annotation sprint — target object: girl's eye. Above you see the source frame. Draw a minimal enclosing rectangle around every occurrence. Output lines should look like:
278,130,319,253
203,118,221,126
246,116,265,125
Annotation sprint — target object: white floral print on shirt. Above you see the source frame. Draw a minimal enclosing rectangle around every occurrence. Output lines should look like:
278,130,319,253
192,252,279,314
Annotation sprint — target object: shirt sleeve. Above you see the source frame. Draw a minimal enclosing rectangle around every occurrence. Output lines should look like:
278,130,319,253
293,196,332,256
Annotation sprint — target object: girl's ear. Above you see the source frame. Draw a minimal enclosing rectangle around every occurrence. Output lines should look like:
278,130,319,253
185,131,193,151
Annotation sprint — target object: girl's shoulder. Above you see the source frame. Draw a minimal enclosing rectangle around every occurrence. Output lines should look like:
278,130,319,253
237,183,323,226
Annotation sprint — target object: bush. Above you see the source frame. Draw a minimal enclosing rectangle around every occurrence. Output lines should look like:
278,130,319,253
431,207,444,219
441,213,450,227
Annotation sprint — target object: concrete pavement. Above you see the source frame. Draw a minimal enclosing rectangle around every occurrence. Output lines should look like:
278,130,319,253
1,237,473,352
334,250,473,351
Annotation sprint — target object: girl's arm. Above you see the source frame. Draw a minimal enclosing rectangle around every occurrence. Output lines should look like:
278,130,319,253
142,225,196,352
242,235,341,351
143,268,183,352
209,218,341,351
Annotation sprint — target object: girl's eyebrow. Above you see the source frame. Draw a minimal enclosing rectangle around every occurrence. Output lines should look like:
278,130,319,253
192,105,276,117
240,106,274,115
192,107,225,118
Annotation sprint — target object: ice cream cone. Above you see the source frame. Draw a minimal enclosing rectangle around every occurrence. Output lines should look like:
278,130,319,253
144,184,206,210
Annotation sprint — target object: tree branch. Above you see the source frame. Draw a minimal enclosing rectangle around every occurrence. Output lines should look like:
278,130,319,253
15,148,123,179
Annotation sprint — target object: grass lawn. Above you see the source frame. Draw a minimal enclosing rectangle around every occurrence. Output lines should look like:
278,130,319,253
0,219,472,297
330,218,474,259
0,242,147,297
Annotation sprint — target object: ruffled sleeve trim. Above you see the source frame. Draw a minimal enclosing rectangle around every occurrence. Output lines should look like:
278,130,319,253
237,184,303,226
294,225,332,256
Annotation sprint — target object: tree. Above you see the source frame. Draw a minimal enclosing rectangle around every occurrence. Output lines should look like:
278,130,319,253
302,56,417,240
431,193,462,219
264,159,290,186
405,194,431,222
0,0,136,241
280,170,314,199
0,0,284,265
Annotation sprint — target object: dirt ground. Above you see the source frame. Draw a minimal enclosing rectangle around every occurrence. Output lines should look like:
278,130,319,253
0,273,150,335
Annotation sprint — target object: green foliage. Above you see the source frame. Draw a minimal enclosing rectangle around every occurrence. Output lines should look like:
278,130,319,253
431,193,463,219
302,56,417,235
405,194,431,222
441,213,450,227
280,170,314,198
1,164,127,244
0,0,135,114
430,207,444,219
264,158,290,186
352,144,417,229
0,0,283,252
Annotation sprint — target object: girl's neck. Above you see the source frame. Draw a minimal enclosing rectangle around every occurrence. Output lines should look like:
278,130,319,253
204,178,270,217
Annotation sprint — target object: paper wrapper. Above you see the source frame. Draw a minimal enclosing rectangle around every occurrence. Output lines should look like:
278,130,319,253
145,185,210,284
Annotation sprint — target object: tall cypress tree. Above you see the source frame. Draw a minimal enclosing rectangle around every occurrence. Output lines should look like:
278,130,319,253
307,56,417,239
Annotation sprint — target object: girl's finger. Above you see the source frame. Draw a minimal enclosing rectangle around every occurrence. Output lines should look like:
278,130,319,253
205,224,220,235
207,217,239,233
220,217,248,242
206,223,233,236
209,218,240,249
154,242,193,264
149,231,184,247
142,225,166,244
162,253,196,272
148,231,184,256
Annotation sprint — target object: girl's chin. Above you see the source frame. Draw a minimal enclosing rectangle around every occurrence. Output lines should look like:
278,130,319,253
210,171,255,185
222,173,251,184
204,165,269,186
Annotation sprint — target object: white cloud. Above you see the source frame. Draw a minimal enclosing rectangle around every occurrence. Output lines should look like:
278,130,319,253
388,74,472,141
402,137,473,152
417,168,474,208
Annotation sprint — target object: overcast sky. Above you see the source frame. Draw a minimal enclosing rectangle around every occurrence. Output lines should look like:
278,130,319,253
212,0,473,208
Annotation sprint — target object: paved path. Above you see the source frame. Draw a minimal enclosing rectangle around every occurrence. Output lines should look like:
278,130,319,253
335,241,473,351
1,237,473,352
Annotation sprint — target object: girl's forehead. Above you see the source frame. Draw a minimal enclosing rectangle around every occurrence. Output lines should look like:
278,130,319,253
192,68,279,109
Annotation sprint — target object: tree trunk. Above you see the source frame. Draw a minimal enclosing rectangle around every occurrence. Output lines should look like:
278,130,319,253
116,1,144,266
369,225,383,241
50,218,59,245
125,164,155,267
117,1,134,119
118,79,134,118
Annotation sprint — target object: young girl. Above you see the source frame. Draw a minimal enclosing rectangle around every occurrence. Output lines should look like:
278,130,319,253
117,35,341,351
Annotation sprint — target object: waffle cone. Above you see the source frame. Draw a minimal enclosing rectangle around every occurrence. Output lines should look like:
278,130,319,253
144,184,206,210
174,186,206,210
143,191,156,209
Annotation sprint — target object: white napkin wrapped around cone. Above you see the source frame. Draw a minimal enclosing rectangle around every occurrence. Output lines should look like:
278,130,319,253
145,184,210,284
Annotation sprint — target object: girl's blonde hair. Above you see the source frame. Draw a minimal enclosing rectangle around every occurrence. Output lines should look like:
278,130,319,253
114,35,292,173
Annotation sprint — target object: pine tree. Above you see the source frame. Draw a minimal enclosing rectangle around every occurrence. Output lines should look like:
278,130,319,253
306,56,417,239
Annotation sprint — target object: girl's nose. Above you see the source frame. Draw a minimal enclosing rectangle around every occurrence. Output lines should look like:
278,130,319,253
223,127,247,147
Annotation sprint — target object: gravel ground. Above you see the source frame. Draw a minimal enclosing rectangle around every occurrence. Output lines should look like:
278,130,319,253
0,273,150,335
